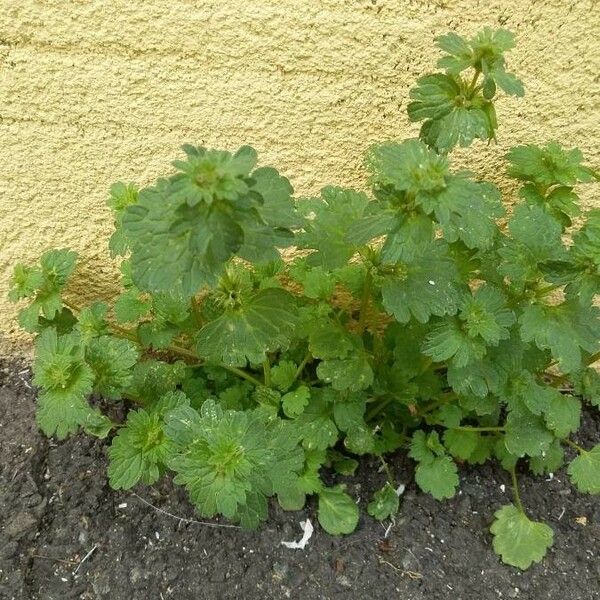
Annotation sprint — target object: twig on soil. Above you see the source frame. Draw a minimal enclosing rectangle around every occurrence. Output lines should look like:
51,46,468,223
30,553,78,566
131,492,241,529
73,544,98,575
378,557,423,580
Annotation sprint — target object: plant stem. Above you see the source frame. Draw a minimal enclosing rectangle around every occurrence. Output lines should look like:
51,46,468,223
467,68,481,96
379,457,395,485
222,365,264,387
510,465,525,514
263,359,271,387
357,269,373,333
455,425,505,433
293,351,312,383
365,395,395,421
562,438,586,454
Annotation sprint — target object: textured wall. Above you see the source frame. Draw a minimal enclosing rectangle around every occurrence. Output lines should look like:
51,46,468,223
1,0,599,354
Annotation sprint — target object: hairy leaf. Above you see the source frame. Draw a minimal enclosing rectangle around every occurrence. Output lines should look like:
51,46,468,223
196,288,297,367
491,505,553,569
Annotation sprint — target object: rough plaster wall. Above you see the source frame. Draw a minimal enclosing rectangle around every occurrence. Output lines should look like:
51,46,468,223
0,0,599,354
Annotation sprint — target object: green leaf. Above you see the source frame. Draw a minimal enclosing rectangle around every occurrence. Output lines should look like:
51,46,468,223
107,409,172,489
415,456,458,500
381,241,461,324
509,371,557,416
425,179,504,251
567,445,600,494
76,302,109,344
368,145,506,249
82,409,114,439
519,184,580,230
168,407,302,526
529,440,564,476
40,249,78,290
575,368,600,408
519,301,600,373
114,289,151,324
437,27,516,69
271,360,298,392
443,429,479,460
435,404,463,428
307,320,354,359
85,336,139,399
37,307,77,335
127,360,188,403
563,209,600,304
544,394,581,439
498,204,567,285
368,483,400,521
330,452,359,476
317,353,374,392
33,328,94,439
107,182,139,257
507,143,594,187
459,285,515,345
10,249,78,331
422,318,487,367
297,186,368,269
408,430,433,463
447,359,504,398
380,214,435,263
250,166,302,228
407,74,494,153
282,386,310,418
505,401,553,458
491,505,553,569
8,263,44,301
196,288,297,367
332,397,367,432
344,425,375,455
289,262,335,300
366,139,449,196
123,182,238,294
123,147,294,295
437,28,523,96
294,391,338,451
318,485,359,535
171,144,256,205
345,208,398,246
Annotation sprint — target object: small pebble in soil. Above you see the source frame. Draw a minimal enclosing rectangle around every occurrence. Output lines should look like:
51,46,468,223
336,574,352,588
272,562,289,581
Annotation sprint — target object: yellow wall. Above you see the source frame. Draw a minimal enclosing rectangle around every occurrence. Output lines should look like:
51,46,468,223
1,0,599,354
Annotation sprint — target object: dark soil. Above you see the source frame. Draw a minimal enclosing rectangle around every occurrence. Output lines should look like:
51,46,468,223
1,359,599,600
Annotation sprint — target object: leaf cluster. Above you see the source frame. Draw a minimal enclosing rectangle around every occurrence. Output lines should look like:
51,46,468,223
9,27,600,568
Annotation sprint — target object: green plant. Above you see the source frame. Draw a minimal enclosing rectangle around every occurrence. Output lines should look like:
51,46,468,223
9,28,600,569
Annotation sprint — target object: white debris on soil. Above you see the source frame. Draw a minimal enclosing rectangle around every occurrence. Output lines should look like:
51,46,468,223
395,483,406,496
281,519,314,550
